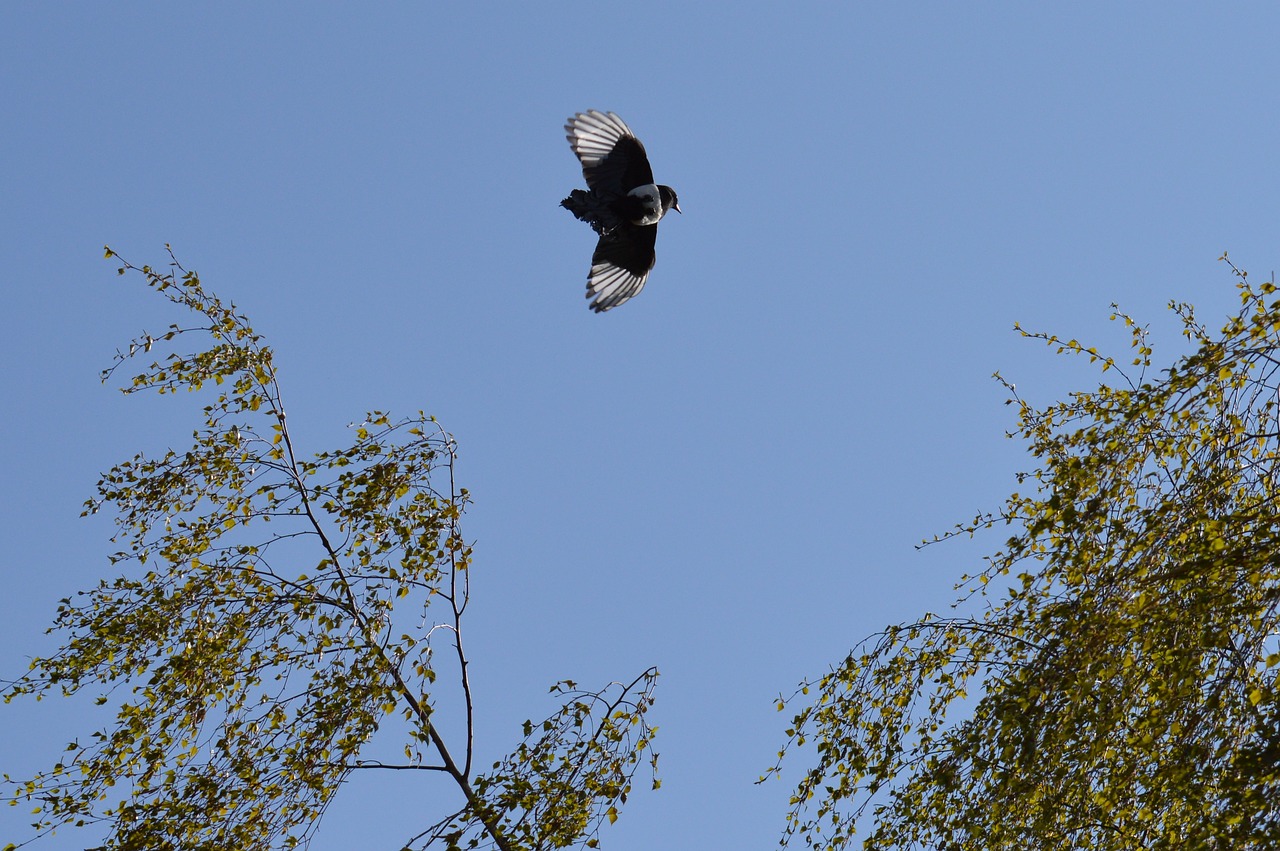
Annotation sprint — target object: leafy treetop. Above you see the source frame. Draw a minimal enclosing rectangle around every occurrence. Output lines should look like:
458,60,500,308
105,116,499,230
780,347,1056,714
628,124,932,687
770,256,1280,850
3,249,658,851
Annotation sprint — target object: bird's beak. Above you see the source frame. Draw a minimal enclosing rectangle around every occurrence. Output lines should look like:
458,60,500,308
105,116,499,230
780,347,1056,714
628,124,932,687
673,201,682,214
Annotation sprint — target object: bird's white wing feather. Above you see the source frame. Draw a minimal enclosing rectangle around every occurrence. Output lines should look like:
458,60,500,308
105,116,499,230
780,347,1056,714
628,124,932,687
565,110,635,168
586,262,648,313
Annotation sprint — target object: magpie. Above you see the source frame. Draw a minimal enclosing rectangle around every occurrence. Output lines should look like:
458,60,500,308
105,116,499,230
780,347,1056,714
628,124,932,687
561,110,680,312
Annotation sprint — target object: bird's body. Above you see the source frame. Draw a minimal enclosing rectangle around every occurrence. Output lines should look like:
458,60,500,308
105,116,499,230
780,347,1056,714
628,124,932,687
561,110,679,313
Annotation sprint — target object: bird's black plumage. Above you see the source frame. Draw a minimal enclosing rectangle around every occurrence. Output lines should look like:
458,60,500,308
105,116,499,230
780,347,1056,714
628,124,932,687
561,110,680,313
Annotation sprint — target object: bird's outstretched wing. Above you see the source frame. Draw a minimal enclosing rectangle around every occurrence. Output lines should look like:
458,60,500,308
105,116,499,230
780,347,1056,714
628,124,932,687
585,223,658,313
565,110,654,194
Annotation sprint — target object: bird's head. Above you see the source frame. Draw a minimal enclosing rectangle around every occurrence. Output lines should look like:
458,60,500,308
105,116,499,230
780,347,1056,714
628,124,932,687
659,185,681,215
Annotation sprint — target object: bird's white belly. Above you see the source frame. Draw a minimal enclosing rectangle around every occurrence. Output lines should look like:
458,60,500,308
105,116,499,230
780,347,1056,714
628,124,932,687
627,184,663,225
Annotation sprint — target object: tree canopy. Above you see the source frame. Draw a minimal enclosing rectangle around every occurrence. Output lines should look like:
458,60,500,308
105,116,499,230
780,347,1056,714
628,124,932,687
770,257,1280,849
3,250,658,851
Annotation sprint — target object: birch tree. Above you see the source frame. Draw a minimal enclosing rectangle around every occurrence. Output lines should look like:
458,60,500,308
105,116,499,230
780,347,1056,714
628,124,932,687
3,250,659,851
771,257,1280,850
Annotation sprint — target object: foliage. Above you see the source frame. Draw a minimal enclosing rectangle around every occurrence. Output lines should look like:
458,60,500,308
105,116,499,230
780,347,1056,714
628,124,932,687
414,673,659,851
770,256,1280,849
3,249,658,851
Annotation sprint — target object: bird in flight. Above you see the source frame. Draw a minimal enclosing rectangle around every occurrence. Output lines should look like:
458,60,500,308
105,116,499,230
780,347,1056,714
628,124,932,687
561,110,680,313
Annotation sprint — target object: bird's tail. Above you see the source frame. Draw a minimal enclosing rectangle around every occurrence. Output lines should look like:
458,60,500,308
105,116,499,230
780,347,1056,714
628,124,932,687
561,189,617,236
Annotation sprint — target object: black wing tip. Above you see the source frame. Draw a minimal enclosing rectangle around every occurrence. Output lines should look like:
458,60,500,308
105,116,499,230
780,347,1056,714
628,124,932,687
586,286,613,313
587,297,622,314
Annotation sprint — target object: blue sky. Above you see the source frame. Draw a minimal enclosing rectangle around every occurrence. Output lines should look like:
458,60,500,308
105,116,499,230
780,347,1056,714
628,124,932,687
3,4,1279,848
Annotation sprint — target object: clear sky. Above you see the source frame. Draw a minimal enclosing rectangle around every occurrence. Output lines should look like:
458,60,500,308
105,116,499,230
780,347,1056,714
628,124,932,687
3,4,1279,849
